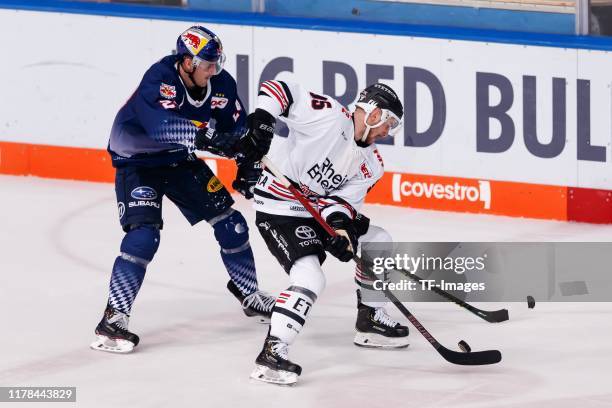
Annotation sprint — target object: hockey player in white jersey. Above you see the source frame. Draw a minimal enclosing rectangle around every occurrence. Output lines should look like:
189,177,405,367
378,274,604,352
244,80,408,385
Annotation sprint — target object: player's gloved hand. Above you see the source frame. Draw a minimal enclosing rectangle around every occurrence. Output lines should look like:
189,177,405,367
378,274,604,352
236,109,275,163
325,235,353,262
194,126,239,158
232,161,263,199
324,212,358,263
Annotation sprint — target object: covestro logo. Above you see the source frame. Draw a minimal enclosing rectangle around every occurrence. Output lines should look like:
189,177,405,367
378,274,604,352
391,174,491,210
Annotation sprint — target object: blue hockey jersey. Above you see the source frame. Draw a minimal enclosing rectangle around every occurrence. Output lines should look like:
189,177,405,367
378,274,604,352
108,55,246,167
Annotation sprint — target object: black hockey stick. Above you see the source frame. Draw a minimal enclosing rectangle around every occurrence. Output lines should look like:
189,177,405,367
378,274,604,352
261,156,502,366
392,270,509,323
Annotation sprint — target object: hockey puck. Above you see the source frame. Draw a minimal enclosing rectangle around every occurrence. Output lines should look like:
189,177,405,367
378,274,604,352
458,340,471,353
527,295,536,309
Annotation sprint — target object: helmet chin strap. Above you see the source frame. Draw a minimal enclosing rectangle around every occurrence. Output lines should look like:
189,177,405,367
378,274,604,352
360,109,373,143
361,108,387,143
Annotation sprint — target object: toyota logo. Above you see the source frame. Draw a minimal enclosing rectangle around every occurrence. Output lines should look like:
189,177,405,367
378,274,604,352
295,225,317,240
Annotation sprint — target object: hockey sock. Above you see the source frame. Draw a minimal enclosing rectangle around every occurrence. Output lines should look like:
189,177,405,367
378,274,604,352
270,286,316,345
270,255,326,345
212,209,258,296
355,261,387,308
220,247,258,296
355,225,394,308
108,257,146,315
108,225,160,315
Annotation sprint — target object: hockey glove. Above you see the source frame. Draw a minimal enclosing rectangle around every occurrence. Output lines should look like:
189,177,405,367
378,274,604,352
236,109,275,163
194,127,240,158
232,161,263,199
324,212,359,263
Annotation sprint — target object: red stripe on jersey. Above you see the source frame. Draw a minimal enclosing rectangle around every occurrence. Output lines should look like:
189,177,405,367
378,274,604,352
271,180,292,194
268,185,298,201
344,204,356,217
266,81,289,108
276,299,286,304
319,200,356,219
261,82,286,111
280,292,290,297
373,148,384,166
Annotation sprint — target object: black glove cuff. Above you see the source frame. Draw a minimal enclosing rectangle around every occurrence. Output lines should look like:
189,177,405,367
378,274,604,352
326,212,353,230
249,109,276,140
251,108,276,128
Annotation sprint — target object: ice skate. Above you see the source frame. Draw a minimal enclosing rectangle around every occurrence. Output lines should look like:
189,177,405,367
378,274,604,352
90,305,140,354
227,280,274,323
354,290,409,349
250,332,302,386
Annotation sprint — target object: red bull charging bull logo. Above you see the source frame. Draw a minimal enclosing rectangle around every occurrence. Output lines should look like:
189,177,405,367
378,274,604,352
159,83,176,99
182,31,207,54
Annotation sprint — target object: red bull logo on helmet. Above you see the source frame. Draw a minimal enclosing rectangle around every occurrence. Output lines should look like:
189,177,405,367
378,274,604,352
181,30,208,55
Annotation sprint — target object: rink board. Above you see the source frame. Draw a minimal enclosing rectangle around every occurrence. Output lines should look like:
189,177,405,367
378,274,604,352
0,7,611,222
2,140,611,223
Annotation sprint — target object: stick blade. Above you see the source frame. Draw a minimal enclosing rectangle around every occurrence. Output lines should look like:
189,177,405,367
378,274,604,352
439,347,502,365
481,309,509,323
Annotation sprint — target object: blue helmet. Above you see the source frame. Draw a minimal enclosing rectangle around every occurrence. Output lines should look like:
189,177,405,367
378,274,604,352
176,26,225,74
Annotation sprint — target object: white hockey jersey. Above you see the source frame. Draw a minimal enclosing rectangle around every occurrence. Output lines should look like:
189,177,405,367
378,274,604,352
253,80,385,219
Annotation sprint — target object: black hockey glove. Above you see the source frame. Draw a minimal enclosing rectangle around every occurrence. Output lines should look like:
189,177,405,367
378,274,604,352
232,161,263,199
324,212,359,263
194,126,240,158
236,109,275,163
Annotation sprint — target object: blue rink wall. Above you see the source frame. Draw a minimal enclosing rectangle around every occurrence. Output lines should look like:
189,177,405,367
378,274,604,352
0,0,609,49
189,0,576,35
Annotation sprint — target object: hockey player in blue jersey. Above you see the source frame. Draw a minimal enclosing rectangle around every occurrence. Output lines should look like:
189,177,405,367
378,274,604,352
91,26,275,353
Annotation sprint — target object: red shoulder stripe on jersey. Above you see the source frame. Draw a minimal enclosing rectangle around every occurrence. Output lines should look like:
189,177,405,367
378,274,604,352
261,82,287,111
266,81,289,108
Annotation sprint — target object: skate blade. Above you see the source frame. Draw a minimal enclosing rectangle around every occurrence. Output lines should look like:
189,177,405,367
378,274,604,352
254,316,271,324
354,332,410,349
244,311,271,324
90,335,135,354
250,365,298,386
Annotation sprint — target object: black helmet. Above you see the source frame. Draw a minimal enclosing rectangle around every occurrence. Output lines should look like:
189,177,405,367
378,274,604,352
356,83,403,121
355,83,403,142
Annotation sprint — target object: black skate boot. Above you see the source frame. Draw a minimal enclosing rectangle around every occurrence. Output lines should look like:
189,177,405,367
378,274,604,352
354,289,409,349
227,280,274,324
90,305,140,354
251,331,302,386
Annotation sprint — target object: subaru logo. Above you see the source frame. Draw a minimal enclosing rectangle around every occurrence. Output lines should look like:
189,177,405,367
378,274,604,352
131,186,157,200
295,225,316,240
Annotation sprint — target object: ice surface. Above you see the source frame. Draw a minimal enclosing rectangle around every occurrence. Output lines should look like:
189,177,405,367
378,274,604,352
1,175,611,407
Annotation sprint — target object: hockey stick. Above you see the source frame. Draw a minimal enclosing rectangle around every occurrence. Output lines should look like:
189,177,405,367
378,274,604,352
359,268,508,323
260,156,502,366
394,271,509,323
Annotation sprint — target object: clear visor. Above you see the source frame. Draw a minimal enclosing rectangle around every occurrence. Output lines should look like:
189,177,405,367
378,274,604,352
357,102,403,136
380,110,402,135
193,52,226,75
